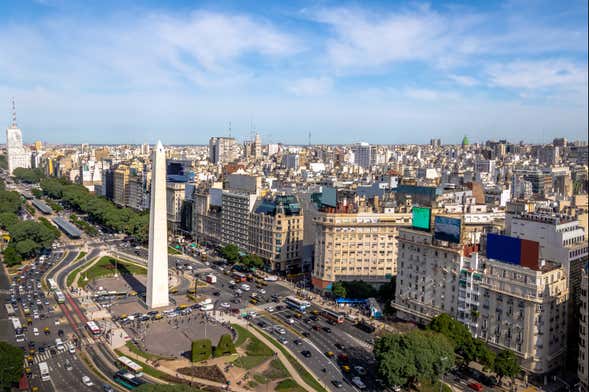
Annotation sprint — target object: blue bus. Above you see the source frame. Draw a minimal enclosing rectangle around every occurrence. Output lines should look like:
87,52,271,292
113,370,146,390
283,296,311,312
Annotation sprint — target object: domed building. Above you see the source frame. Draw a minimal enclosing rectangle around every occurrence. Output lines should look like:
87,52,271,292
461,135,470,148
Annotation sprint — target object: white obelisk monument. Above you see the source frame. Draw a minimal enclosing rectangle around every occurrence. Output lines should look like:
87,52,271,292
146,141,169,309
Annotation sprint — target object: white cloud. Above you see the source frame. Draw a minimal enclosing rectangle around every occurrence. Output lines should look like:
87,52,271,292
486,60,588,90
448,74,479,86
287,77,333,96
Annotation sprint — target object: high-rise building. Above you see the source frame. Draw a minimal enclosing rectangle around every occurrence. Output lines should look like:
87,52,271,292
579,265,588,392
166,181,186,234
146,141,169,309
209,136,238,164
352,142,371,168
6,100,31,175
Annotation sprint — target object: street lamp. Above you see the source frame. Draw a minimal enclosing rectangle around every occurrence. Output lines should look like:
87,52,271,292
439,356,448,392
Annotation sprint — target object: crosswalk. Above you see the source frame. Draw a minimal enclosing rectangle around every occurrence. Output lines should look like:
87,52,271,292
27,337,95,365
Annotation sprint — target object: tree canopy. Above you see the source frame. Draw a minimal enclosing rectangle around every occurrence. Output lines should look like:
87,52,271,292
331,281,347,298
342,280,377,299
493,350,520,380
220,244,240,263
0,341,24,390
0,190,22,214
240,254,264,269
374,330,455,388
136,384,206,392
12,168,45,183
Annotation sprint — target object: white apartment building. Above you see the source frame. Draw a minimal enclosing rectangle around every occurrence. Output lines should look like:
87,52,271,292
579,267,588,392
166,181,186,234
208,137,238,164
312,211,411,290
394,227,569,374
6,121,30,175
352,142,371,169
478,258,568,374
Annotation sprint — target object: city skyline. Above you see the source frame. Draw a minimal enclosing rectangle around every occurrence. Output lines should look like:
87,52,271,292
1,0,587,145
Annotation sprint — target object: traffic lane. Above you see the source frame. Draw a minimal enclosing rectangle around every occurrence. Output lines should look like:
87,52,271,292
275,314,379,391
256,316,356,392
48,350,102,392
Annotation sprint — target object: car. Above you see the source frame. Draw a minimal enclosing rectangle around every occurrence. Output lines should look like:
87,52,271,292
302,331,310,338
266,306,275,312
293,339,302,345
287,318,295,324
58,329,64,337
257,321,267,328
312,325,321,331
103,384,115,392
65,359,73,371
301,350,311,358
468,382,483,391
335,343,345,350
323,327,332,333
213,291,221,296
82,376,94,387
33,328,39,336
392,385,402,392
68,343,76,354
220,302,230,308
331,380,344,388
259,289,266,294
280,338,288,345
352,377,366,389
354,366,367,376
38,346,45,353
325,351,335,358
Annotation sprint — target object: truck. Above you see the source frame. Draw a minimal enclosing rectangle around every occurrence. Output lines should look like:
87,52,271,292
200,303,214,311
205,274,217,284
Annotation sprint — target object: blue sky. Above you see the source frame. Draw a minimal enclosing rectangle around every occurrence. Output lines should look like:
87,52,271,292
0,0,587,145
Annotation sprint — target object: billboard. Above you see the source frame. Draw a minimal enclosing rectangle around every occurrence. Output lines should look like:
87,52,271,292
434,216,461,243
486,233,521,265
321,187,337,207
412,207,431,230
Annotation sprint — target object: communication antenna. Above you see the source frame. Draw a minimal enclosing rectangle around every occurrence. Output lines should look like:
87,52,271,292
11,97,16,127
228,121,232,138
308,131,311,146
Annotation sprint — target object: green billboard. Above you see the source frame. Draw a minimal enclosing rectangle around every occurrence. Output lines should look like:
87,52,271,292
412,207,431,230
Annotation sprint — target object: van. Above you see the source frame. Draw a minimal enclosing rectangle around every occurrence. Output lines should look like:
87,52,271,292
55,338,65,351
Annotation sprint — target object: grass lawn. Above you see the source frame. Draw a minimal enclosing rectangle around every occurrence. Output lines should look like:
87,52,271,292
263,359,288,380
168,246,182,255
78,256,146,287
234,355,269,370
418,379,452,392
255,327,328,392
75,251,87,261
275,379,306,392
253,373,269,384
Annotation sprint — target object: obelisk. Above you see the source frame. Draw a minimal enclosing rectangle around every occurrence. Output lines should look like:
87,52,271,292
146,141,169,308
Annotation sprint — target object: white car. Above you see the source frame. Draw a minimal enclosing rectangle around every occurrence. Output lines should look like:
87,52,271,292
352,377,366,390
220,302,230,309
248,311,258,318
81,376,94,387
54,319,60,326
266,306,275,313
33,328,39,336
280,338,288,345
259,289,266,294
288,318,295,324
68,343,76,354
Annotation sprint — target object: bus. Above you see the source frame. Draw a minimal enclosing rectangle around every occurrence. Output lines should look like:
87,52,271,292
321,309,345,324
232,271,247,283
54,290,66,304
39,362,51,381
113,370,145,390
11,317,25,342
117,356,143,376
284,296,311,312
86,321,102,336
47,278,58,292
5,304,15,316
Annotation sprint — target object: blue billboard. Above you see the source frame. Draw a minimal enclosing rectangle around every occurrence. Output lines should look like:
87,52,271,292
321,187,337,207
434,216,461,243
486,233,521,265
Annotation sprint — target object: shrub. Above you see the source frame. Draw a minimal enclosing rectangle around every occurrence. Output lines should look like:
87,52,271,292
191,339,212,362
213,334,236,358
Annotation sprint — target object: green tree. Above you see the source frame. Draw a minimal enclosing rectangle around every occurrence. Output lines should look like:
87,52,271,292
493,350,520,381
0,341,24,390
213,334,237,357
221,244,240,263
331,281,347,298
474,339,495,371
0,154,7,170
428,313,474,364
342,280,377,299
0,212,19,229
12,168,45,183
240,254,264,269
374,330,455,388
191,339,212,362
2,246,22,266
0,190,22,214
15,239,39,259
